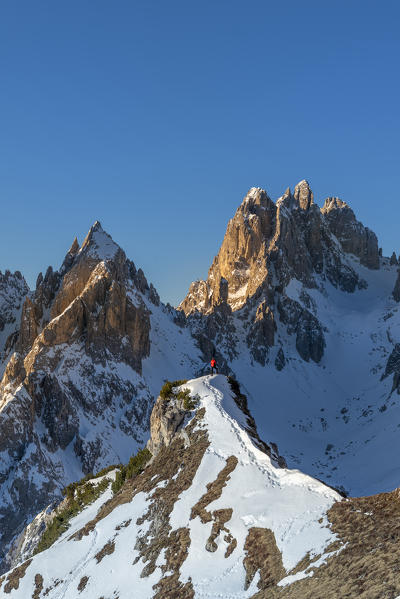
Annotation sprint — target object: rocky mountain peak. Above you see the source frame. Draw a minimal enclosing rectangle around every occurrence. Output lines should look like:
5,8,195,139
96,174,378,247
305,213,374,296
322,196,349,213
180,180,374,317
180,180,383,372
321,196,379,269
293,179,314,210
69,236,80,255
79,220,120,262
241,186,271,207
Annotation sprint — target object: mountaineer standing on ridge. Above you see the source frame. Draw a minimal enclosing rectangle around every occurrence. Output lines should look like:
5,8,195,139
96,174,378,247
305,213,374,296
210,357,217,374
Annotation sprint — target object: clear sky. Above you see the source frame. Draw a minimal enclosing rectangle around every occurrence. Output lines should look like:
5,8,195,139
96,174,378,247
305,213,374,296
1,1,399,305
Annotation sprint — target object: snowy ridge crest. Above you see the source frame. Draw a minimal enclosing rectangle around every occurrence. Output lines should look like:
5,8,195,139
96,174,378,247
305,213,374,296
0,375,344,598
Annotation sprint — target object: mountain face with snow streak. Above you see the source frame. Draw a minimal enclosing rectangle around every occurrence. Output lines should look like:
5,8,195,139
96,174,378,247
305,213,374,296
2,376,400,599
0,270,28,376
0,179,400,582
0,222,201,570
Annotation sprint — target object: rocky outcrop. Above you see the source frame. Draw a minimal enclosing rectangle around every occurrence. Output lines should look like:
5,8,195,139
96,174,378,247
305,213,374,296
390,252,398,266
381,344,400,393
393,270,400,303
147,392,187,456
321,197,379,269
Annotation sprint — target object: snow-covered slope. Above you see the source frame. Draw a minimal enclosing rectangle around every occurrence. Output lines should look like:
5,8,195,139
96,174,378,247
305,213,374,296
228,257,400,497
0,376,345,598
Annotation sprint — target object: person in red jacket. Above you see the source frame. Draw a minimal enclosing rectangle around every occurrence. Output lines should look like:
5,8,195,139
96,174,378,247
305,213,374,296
210,358,217,374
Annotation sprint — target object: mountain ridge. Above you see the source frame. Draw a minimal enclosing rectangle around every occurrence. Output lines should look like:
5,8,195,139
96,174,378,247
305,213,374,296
2,375,400,598
0,180,399,578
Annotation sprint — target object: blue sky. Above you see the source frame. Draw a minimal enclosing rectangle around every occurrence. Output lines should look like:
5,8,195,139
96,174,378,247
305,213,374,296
1,1,399,305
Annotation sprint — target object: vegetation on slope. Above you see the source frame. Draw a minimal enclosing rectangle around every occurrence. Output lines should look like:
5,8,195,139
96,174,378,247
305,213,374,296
160,379,200,410
111,447,152,495
35,475,111,554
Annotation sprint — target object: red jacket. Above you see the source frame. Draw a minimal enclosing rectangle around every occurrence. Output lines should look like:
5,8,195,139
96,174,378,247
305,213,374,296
211,359,216,367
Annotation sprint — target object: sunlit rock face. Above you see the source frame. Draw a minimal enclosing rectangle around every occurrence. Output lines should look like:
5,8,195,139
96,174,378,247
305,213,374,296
0,222,162,568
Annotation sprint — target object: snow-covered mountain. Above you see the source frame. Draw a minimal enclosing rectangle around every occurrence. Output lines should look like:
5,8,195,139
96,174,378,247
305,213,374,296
0,179,399,585
180,182,400,496
0,222,201,570
1,375,399,599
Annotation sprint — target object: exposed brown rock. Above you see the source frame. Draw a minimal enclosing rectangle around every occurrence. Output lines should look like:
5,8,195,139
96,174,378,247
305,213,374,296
95,540,115,563
152,527,194,599
252,489,400,598
180,187,275,315
243,528,285,591
73,408,208,540
191,456,238,523
3,558,32,593
77,575,89,592
32,573,43,599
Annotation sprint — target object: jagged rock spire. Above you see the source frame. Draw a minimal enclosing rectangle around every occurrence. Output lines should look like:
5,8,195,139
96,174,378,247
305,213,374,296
321,196,379,269
293,180,314,210
80,220,120,261
69,237,80,255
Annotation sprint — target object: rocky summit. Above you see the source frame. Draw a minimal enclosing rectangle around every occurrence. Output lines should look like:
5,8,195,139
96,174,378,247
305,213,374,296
180,180,377,318
0,180,399,598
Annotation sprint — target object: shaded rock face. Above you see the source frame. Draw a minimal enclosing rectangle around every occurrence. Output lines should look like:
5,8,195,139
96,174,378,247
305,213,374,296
246,301,276,366
382,344,400,393
278,295,325,363
0,271,29,371
0,222,159,569
321,197,379,269
393,270,400,303
181,180,371,366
